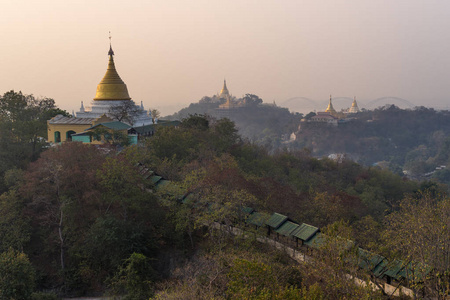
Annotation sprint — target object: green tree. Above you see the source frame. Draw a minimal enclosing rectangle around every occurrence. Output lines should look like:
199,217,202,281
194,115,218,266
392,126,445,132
384,194,450,298
87,127,131,146
0,248,35,300
0,90,67,191
22,143,105,278
111,253,156,300
0,191,31,252
242,93,263,106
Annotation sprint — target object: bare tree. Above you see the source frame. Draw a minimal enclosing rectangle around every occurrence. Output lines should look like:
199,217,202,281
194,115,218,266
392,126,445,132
150,109,160,124
109,100,142,125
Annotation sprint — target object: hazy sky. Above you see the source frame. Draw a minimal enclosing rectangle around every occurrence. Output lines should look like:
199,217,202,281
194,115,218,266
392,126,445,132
2,0,450,115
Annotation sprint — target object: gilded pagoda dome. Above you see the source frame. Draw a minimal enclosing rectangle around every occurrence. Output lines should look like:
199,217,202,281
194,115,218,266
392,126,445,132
94,46,131,101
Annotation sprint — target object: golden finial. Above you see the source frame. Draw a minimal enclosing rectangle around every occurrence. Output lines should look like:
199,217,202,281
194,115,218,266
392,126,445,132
108,31,114,56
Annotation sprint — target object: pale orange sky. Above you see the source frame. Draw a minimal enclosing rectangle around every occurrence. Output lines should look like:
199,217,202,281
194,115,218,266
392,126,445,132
2,0,450,115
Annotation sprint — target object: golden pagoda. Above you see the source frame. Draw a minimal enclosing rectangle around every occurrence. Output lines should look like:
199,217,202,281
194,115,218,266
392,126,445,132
325,95,337,115
218,79,230,99
93,45,131,101
348,96,360,113
76,39,151,125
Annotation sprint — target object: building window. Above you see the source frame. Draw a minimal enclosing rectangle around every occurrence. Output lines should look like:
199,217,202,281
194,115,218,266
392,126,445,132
54,131,61,143
66,130,76,141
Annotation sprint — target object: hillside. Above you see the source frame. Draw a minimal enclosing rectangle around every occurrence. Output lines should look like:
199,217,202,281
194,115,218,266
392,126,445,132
167,94,301,151
293,105,450,182
170,97,450,184
0,92,449,299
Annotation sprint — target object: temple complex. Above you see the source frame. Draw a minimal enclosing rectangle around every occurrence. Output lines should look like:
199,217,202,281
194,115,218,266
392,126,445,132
75,43,151,125
47,41,158,144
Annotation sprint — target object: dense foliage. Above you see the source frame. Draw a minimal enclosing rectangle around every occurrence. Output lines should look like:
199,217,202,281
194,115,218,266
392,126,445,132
0,90,68,192
1,93,450,298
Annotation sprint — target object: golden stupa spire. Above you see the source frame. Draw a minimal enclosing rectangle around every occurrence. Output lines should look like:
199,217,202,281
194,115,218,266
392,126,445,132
94,33,131,101
352,96,358,107
218,79,230,99
326,94,336,113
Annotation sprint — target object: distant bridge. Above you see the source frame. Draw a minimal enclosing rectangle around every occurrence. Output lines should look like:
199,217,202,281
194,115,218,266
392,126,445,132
282,97,317,107
365,97,415,109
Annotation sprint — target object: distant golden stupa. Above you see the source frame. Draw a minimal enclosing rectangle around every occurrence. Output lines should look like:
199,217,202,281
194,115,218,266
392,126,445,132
218,79,231,99
325,95,337,115
348,96,360,113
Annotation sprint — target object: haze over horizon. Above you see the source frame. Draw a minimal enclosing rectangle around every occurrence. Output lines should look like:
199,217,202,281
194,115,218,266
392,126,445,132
2,0,450,116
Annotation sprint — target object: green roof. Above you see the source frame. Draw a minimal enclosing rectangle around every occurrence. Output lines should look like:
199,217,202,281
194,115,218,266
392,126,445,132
143,172,154,180
304,232,327,249
291,223,319,241
158,120,181,127
373,259,389,278
357,248,385,272
397,262,432,282
265,213,288,229
241,207,254,215
87,121,130,131
154,179,171,191
304,233,354,251
382,260,404,280
247,212,270,227
150,175,162,185
275,221,299,237
131,124,156,134
132,120,181,133
181,193,195,204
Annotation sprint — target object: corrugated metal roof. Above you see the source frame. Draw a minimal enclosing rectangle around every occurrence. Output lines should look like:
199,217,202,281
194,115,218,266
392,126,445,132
291,223,319,241
275,221,299,237
181,193,195,204
241,207,254,215
383,260,404,279
87,121,130,131
154,179,171,191
265,213,288,229
373,260,389,278
132,124,156,134
131,120,181,133
304,232,326,249
304,233,354,251
397,262,432,282
150,175,162,185
357,248,385,272
159,120,181,127
247,212,270,227
49,115,95,125
412,263,432,281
